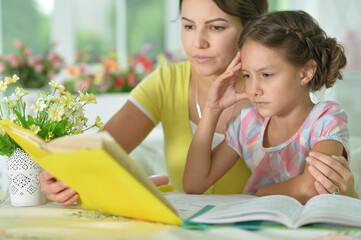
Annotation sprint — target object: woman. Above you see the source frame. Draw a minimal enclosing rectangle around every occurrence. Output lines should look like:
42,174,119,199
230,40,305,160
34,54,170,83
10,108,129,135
39,0,357,206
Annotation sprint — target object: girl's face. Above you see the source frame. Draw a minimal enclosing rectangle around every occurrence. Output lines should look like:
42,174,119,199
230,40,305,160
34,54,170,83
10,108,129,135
181,0,243,77
241,40,308,118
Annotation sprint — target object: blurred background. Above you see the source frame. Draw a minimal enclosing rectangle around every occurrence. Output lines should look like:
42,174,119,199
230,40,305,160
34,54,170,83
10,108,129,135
0,0,361,192
1,0,360,128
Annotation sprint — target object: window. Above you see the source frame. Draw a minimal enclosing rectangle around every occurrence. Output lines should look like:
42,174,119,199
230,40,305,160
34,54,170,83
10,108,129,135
75,0,116,60
0,0,53,55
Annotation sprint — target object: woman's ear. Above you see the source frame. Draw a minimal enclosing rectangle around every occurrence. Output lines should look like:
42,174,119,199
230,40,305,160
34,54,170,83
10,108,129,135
300,60,317,86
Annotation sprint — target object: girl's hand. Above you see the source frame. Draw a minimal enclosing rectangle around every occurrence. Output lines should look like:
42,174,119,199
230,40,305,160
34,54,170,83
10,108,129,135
306,152,359,198
207,51,248,111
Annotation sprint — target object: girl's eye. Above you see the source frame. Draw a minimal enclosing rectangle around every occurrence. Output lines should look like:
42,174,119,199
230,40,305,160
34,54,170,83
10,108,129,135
184,25,195,30
211,26,225,31
243,74,251,79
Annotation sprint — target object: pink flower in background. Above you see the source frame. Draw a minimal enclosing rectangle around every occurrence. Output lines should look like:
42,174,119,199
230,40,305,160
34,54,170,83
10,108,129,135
128,72,138,87
35,64,44,72
0,39,65,88
27,58,37,67
24,48,32,56
75,79,91,92
14,39,23,49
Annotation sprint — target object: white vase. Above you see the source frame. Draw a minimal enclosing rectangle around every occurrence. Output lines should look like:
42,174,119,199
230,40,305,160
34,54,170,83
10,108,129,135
7,148,47,206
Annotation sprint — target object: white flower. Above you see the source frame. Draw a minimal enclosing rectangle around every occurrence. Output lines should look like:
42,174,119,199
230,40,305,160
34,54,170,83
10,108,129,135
14,87,29,98
73,102,85,117
31,101,47,114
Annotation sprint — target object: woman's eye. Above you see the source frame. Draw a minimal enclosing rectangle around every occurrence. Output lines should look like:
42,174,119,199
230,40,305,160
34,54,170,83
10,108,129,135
184,25,195,30
211,26,225,31
263,73,273,78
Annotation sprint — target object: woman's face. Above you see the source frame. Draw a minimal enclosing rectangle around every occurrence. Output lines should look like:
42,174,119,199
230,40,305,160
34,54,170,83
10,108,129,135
181,0,243,77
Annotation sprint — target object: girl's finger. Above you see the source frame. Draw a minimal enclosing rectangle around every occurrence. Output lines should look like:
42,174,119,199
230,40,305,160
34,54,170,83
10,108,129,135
226,51,241,71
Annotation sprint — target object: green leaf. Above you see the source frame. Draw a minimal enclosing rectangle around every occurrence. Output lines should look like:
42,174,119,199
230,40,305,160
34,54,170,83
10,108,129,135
14,110,29,129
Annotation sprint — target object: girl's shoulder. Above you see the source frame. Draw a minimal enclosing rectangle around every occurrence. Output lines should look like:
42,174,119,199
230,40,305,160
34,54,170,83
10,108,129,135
307,100,347,128
311,100,346,118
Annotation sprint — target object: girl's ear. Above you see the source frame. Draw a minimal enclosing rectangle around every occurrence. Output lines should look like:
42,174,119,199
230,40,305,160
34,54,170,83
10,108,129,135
300,60,317,86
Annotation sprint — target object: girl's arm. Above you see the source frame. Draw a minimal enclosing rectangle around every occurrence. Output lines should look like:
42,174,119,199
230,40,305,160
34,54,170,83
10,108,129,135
306,152,358,198
255,140,344,204
183,51,247,193
183,108,240,193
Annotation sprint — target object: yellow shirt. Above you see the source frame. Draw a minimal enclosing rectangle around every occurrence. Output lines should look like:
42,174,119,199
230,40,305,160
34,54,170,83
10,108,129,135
130,62,251,194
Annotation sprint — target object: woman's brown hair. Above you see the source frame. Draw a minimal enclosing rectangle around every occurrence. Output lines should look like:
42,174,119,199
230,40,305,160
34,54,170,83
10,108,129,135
239,10,347,91
179,0,268,27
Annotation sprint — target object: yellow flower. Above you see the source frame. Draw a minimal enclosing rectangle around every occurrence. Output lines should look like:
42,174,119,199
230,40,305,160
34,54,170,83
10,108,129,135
61,94,75,108
4,74,20,85
95,116,104,130
45,132,54,142
49,81,65,93
30,125,41,134
0,81,8,92
78,91,97,104
48,106,64,121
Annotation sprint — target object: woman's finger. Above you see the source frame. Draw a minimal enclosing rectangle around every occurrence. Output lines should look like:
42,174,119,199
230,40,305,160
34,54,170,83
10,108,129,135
314,181,330,195
307,152,349,179
149,175,169,186
308,165,341,194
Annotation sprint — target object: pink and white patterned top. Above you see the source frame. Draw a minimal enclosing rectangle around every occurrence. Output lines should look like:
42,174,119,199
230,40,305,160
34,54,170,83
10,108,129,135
225,101,349,194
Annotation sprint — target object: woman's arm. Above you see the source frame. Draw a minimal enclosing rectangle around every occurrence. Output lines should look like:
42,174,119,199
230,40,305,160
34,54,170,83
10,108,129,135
306,151,358,198
255,140,344,204
103,100,155,153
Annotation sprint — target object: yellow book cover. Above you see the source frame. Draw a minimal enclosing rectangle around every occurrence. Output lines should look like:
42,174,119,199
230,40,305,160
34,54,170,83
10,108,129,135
0,120,181,225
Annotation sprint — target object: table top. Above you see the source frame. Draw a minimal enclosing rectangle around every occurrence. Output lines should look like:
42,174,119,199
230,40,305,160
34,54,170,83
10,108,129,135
1,191,360,240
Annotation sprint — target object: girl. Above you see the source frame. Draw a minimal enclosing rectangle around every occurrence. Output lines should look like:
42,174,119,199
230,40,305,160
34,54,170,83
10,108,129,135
183,10,358,204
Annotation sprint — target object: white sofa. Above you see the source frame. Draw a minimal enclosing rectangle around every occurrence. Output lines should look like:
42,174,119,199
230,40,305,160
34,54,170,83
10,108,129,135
1,92,361,197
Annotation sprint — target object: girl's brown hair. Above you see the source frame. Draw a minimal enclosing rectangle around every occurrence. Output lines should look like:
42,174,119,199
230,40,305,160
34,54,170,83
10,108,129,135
239,10,347,91
179,0,268,27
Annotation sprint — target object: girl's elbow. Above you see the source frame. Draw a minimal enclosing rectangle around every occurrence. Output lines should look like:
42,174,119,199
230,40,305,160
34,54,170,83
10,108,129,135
183,179,206,194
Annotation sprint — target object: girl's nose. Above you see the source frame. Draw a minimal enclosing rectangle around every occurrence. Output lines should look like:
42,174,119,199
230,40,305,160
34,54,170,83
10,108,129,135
250,79,263,97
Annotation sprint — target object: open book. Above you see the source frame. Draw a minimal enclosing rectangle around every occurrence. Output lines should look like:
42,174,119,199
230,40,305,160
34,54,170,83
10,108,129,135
0,120,181,225
184,194,361,229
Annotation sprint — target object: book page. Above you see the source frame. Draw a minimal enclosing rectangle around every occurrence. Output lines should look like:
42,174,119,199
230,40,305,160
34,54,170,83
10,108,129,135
297,194,361,228
191,195,303,227
163,192,255,211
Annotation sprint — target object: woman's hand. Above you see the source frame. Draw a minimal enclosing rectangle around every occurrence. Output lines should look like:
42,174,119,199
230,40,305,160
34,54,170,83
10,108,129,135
39,171,171,206
207,51,248,111
39,170,79,206
306,151,359,198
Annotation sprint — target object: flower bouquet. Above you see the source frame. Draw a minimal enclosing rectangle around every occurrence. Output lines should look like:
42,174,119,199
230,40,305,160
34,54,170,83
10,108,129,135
0,74,103,206
0,40,65,89
0,75,104,156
